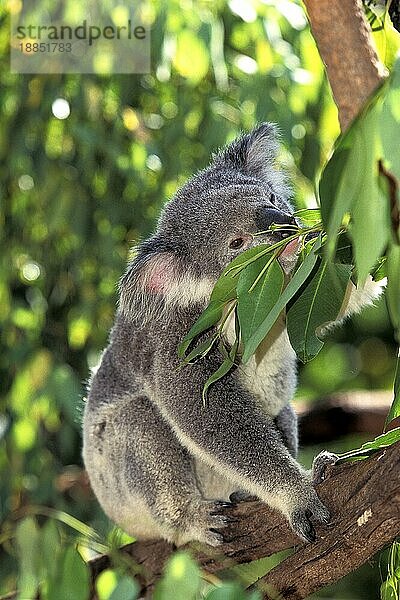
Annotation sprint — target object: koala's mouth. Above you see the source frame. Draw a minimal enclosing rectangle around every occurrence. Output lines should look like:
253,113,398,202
280,238,300,258
277,237,301,272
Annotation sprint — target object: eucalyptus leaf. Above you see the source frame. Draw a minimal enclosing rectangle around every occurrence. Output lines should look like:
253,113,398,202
320,95,387,266
178,302,224,359
332,231,353,265
226,243,280,274
319,145,352,233
381,57,400,182
386,244,400,337
202,335,239,404
237,256,284,352
226,552,290,588
380,579,398,600
178,246,270,359
109,576,139,600
55,546,90,600
371,256,387,281
153,551,200,600
40,520,61,598
386,352,400,426
336,427,400,463
241,236,322,363
182,334,219,364
371,7,400,69
349,102,390,283
287,262,352,363
293,207,322,224
16,517,40,600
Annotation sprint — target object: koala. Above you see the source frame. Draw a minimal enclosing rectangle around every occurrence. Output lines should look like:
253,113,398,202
83,123,383,546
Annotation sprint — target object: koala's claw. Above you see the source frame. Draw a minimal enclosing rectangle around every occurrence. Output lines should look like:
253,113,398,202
312,450,339,485
291,509,316,543
290,491,331,543
190,500,233,547
211,500,234,510
311,494,331,524
207,528,225,545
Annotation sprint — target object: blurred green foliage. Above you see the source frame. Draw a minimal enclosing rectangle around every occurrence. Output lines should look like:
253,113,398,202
0,0,397,597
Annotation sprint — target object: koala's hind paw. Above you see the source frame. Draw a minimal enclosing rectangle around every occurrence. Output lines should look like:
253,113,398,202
312,450,339,485
289,492,331,544
191,500,235,547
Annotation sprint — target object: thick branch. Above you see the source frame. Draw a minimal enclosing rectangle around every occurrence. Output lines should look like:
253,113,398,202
303,0,386,130
89,441,400,599
257,440,400,598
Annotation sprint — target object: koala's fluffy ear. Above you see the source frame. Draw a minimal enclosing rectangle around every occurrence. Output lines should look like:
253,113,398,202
118,239,181,320
119,240,214,322
213,122,279,183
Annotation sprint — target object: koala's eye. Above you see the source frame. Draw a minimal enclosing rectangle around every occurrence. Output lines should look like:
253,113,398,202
229,237,245,249
270,193,276,204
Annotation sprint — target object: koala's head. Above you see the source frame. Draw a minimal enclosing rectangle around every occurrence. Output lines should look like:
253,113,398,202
120,123,297,321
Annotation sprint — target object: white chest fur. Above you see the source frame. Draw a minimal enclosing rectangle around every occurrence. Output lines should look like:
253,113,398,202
224,312,297,418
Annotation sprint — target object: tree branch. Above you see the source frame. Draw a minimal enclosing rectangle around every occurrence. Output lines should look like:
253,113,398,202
89,441,400,598
303,0,386,131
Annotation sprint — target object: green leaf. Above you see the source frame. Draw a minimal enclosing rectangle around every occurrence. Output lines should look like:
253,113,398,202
371,256,387,281
178,245,270,359
153,551,201,600
202,336,239,404
16,517,41,600
287,262,352,363
178,302,224,359
241,236,322,363
381,58,400,183
214,245,273,299
381,579,398,600
386,352,400,426
237,256,284,352
333,231,353,265
40,520,62,598
182,334,219,364
109,576,139,600
349,103,390,283
320,86,393,273
371,7,400,69
386,244,400,337
225,244,276,276
293,207,321,224
55,546,90,600
319,145,352,233
336,427,400,463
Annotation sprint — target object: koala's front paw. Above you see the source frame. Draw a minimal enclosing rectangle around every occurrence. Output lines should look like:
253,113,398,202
190,500,235,547
289,491,331,543
312,450,339,485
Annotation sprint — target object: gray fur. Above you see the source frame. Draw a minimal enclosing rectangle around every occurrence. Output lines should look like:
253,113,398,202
83,124,383,546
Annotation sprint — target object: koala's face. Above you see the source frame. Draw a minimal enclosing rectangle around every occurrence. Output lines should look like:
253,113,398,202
120,123,297,315
158,179,295,278
156,123,295,278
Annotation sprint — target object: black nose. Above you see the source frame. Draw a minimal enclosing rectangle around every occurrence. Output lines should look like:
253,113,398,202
255,208,297,239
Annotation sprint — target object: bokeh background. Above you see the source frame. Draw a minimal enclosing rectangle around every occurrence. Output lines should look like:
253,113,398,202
0,0,397,597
